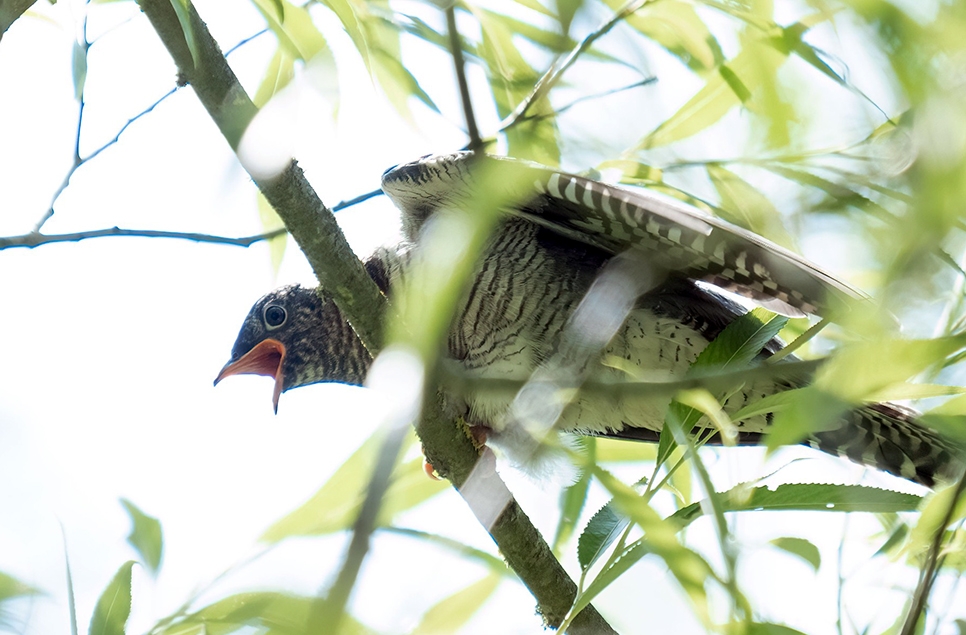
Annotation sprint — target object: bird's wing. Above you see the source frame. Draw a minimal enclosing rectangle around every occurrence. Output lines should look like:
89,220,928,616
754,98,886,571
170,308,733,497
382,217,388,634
381,153,867,318
513,165,866,318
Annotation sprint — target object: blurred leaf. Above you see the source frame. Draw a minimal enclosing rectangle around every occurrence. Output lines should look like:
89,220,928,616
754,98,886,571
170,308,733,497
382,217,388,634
257,191,287,275
254,48,295,109
908,484,966,556
816,335,966,403
577,500,630,570
956,618,966,635
251,0,327,61
763,164,892,222
598,159,664,185
381,527,507,571
707,164,795,247
120,499,163,575
157,592,376,635
765,387,849,451
0,571,41,602
668,483,923,529
745,623,810,635
588,466,713,624
595,436,657,462
729,388,806,424
473,8,559,163
769,537,821,571
71,39,86,101
692,308,787,373
261,430,446,541
553,437,593,551
168,0,200,68
555,0,581,36
323,0,437,119
638,36,790,149
410,572,501,635
88,561,135,635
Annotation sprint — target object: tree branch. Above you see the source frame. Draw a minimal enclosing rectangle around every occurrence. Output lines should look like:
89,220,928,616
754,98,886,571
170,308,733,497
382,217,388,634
137,0,386,354
136,1,615,631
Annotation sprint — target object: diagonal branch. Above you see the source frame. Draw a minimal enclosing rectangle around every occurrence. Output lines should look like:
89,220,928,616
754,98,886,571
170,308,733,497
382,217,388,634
136,1,615,632
0,227,286,250
137,0,386,354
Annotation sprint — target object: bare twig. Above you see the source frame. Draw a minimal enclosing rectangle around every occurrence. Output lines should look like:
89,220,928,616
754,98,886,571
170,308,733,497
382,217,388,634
900,472,966,635
445,3,482,151
0,227,287,250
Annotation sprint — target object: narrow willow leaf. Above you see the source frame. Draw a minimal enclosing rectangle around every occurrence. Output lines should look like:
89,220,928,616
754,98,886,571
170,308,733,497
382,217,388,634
770,537,821,571
88,561,135,635
0,571,42,602
729,388,805,424
616,0,723,72
253,48,295,109
597,159,664,185
691,308,786,373
591,466,713,623
71,40,87,101
595,436,657,463
908,485,966,556
120,499,163,575
380,527,508,571
553,438,593,551
168,0,200,68
251,0,327,61
766,386,849,451
577,500,630,570
745,623,810,635
764,164,892,221
815,335,966,403
567,540,653,625
668,483,923,529
261,430,446,541
410,573,501,635
707,164,795,248
639,37,789,148
158,592,376,635
257,191,287,275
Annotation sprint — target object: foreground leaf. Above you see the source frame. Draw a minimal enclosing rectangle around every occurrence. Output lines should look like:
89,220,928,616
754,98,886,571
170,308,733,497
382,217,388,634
89,561,135,635
120,499,163,575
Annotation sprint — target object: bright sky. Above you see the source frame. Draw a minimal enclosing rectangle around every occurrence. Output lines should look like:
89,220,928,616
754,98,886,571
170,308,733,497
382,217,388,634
1,2,963,634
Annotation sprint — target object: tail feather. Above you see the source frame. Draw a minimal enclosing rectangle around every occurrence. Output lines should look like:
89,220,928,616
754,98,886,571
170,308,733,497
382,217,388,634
807,403,962,488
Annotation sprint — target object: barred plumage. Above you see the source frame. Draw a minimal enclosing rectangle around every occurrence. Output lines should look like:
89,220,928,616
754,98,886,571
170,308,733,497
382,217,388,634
218,152,963,488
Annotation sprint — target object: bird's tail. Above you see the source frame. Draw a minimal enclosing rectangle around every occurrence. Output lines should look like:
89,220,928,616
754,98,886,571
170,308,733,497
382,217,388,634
807,402,962,488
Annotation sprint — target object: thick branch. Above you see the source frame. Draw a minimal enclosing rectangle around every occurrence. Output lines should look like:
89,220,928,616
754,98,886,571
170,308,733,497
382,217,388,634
136,0,386,353
0,0,35,39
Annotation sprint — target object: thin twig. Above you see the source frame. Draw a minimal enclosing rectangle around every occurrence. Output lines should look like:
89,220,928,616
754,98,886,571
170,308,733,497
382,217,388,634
900,472,966,635
0,227,287,250
499,0,650,134
445,3,482,151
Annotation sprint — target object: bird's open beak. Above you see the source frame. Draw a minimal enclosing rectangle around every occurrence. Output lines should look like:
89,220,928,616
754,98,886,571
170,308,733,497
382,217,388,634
214,338,287,413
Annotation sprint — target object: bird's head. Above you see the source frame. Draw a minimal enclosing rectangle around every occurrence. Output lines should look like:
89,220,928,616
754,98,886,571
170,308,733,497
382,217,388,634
214,285,371,412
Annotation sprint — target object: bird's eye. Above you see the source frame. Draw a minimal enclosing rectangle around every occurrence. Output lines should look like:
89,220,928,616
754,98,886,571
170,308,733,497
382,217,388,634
264,304,287,329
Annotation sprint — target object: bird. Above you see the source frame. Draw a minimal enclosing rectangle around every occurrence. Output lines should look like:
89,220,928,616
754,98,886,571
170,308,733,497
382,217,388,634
215,151,962,488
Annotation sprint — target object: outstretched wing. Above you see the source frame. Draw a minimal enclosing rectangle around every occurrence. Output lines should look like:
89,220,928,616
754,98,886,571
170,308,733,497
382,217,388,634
516,167,865,317
381,152,866,317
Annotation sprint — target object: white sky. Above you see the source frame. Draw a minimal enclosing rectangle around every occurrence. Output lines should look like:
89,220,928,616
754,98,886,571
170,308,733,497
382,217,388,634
0,1,963,634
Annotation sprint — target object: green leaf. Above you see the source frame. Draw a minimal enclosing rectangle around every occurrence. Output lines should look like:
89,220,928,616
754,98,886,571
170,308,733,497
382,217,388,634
691,308,787,373
0,571,41,602
744,623,810,635
257,191,287,275
707,164,795,248
815,335,966,403
553,437,593,551
71,39,87,101
167,0,200,68
668,483,923,529
770,537,821,571
251,0,328,62
261,430,447,541
254,48,296,109
638,35,790,148
908,484,966,556
587,466,713,623
410,572,501,635
157,592,377,635
88,561,135,635
765,386,849,451
120,499,163,575
577,500,630,570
